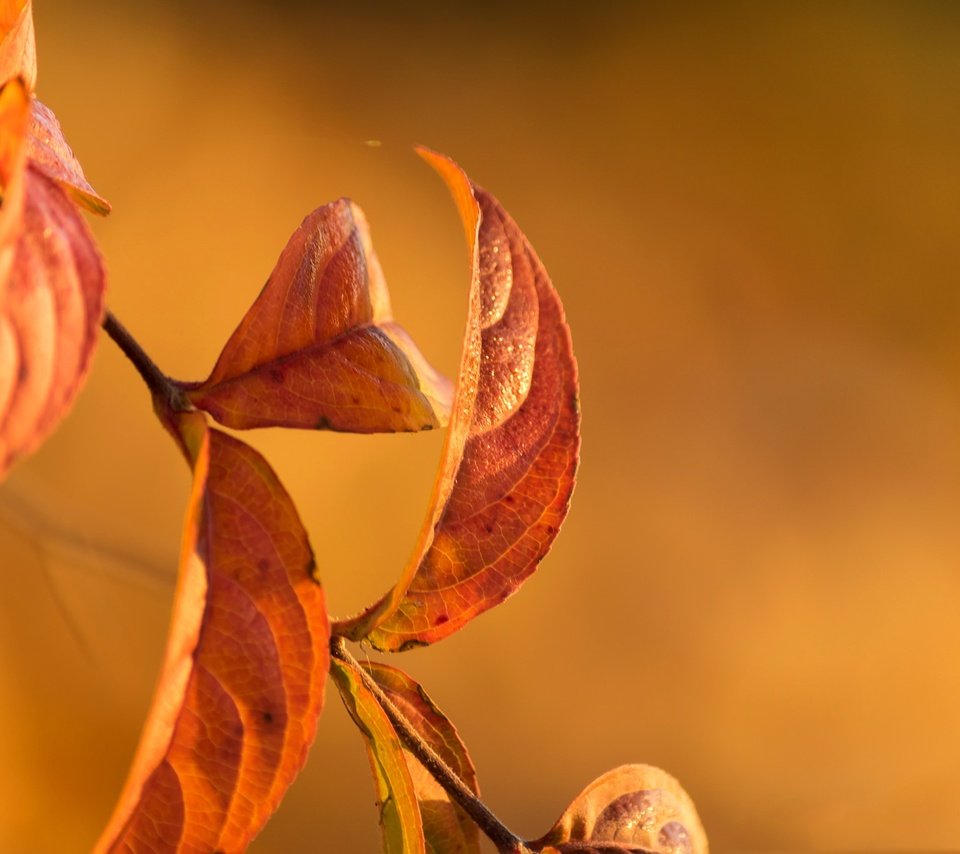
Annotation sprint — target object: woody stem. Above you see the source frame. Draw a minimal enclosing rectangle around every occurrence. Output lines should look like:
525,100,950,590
330,637,532,854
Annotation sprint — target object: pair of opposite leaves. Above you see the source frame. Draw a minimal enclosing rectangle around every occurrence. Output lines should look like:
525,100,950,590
97,145,587,852
101,145,579,851
98,161,707,853
1,2,706,849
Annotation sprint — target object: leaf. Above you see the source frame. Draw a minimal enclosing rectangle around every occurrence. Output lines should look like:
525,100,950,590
331,658,426,854
0,78,106,480
0,0,36,90
182,199,452,433
336,148,580,650
96,411,330,852
530,765,708,854
27,99,112,215
363,662,482,854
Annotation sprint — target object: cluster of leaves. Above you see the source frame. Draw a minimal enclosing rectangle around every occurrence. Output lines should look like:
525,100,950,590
0,3,708,852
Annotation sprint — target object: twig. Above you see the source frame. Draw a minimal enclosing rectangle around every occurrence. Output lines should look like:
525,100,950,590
101,311,190,414
330,636,533,854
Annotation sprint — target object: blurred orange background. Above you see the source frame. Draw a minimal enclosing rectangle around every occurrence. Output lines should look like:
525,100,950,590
2,1,959,850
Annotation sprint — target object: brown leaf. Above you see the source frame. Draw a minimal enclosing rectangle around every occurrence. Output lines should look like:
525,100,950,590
331,658,426,854
531,765,708,854
96,412,330,852
183,199,452,433
0,78,105,479
336,148,580,649
0,1,36,90
363,662,482,854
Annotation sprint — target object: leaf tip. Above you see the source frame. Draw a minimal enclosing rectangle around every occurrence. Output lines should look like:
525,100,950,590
414,145,479,243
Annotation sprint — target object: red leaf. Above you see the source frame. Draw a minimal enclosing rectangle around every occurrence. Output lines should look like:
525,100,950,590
337,148,580,649
0,1,36,90
363,662,482,854
96,412,330,852
531,765,708,854
27,99,111,215
0,78,105,479
183,199,452,433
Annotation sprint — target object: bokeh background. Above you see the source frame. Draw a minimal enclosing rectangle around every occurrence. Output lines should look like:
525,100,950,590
1,1,959,850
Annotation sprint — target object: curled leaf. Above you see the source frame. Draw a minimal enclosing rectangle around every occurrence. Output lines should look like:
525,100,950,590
183,199,451,433
96,412,330,852
331,658,426,854
337,148,580,649
0,0,36,90
0,78,105,479
363,662,482,854
531,765,708,854
27,99,111,215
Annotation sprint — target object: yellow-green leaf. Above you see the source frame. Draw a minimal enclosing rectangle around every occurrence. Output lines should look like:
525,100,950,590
331,657,426,854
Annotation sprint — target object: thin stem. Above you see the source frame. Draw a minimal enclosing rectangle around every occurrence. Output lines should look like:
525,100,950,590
102,311,190,413
330,637,533,854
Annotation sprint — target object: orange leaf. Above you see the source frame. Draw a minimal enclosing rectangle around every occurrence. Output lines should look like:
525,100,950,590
363,662,482,854
182,199,452,433
0,0,35,91
337,148,580,649
331,658,426,854
27,99,111,215
530,765,708,854
0,78,105,479
96,412,330,852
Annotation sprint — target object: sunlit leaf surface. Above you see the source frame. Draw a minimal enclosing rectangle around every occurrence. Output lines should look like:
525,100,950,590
363,662,481,854
532,765,708,854
339,148,580,649
0,78,105,479
331,657,426,854
96,412,330,852
0,0,36,90
183,199,451,433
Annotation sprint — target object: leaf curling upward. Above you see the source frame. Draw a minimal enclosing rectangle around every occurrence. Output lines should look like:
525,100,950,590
336,147,580,650
182,199,452,434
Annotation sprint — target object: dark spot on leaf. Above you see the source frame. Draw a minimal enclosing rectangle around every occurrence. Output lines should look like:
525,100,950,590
17,362,28,382
262,711,274,724
421,423,434,431
391,405,402,414
546,525,555,534
316,416,330,430
485,525,493,534
351,396,360,405
505,495,515,504
434,614,449,626
658,821,692,854
269,367,284,384
398,638,429,652
258,558,270,572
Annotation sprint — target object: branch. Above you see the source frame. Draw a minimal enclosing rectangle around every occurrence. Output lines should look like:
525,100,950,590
330,637,533,854
102,310,190,415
